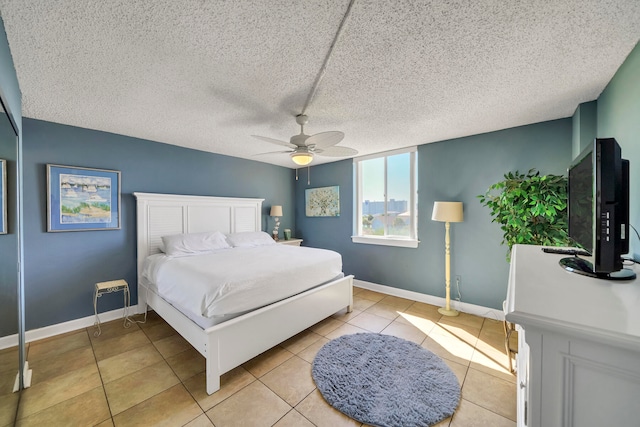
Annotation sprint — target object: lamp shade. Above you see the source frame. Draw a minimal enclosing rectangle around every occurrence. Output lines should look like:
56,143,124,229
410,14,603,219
290,152,314,166
431,201,463,223
270,205,283,217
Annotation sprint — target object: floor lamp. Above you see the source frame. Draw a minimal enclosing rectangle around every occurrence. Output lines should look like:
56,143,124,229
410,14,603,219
432,201,464,317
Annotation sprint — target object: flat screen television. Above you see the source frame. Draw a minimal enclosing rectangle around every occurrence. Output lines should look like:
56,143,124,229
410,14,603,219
561,137,635,280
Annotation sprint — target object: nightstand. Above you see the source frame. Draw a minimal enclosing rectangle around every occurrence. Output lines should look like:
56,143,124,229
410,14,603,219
278,238,303,246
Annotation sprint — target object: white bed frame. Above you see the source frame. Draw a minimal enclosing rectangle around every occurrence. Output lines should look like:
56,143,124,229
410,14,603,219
134,192,353,394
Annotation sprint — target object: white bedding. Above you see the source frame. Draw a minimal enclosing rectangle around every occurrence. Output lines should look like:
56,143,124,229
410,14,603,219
141,244,343,327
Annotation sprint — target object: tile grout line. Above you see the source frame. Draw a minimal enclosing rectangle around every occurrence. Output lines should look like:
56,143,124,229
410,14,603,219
86,325,116,426
15,328,112,425
159,344,210,425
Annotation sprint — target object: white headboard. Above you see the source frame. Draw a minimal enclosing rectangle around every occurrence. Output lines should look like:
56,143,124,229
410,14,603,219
134,192,264,275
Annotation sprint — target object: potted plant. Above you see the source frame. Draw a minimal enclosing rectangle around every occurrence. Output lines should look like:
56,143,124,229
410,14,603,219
478,168,570,260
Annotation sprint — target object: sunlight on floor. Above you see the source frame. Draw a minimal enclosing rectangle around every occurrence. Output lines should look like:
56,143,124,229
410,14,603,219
398,311,516,375
397,312,436,334
435,323,479,345
474,339,512,371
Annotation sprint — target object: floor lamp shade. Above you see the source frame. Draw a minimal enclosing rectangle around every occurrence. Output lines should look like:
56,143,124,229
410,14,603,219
431,201,463,223
432,201,464,317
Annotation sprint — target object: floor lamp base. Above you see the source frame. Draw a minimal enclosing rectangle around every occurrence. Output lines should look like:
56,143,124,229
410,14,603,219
438,307,459,317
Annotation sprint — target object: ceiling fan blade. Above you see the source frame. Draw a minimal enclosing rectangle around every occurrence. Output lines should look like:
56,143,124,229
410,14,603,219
315,146,358,157
252,150,294,156
305,131,345,148
251,135,296,149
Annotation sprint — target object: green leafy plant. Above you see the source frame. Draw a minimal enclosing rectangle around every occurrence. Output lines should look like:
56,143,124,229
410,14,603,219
478,168,570,260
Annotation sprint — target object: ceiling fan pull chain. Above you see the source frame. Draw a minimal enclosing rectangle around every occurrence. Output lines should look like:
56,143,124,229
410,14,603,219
308,166,311,185
296,168,298,181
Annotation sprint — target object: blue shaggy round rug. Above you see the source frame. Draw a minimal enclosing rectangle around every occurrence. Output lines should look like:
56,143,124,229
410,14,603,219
312,333,460,427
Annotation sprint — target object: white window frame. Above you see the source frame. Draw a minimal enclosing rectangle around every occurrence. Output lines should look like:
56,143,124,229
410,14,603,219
352,146,418,248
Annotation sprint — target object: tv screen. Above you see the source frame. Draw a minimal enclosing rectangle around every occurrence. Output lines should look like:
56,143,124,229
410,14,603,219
564,138,634,279
567,149,593,253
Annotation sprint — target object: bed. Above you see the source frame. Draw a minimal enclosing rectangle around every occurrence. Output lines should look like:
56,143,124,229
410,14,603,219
134,192,353,394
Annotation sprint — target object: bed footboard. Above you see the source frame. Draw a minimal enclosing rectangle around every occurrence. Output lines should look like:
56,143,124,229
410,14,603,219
139,275,353,395
203,274,353,394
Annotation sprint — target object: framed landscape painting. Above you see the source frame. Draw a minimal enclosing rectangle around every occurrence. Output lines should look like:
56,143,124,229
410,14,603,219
47,164,121,232
0,159,6,234
306,185,340,217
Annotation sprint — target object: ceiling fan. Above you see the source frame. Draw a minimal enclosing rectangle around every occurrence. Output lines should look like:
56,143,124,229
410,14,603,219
252,115,358,166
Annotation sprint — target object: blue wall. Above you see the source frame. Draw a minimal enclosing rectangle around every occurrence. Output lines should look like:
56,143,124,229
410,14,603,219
22,118,296,330
597,42,640,258
296,119,573,310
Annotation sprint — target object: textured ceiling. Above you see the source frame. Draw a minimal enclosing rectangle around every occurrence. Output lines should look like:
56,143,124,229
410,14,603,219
1,0,639,168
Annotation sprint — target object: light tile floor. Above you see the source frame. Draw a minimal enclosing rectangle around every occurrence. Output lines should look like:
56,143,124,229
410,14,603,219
6,287,518,426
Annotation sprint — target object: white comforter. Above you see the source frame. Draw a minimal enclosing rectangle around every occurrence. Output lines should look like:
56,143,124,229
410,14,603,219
141,244,343,320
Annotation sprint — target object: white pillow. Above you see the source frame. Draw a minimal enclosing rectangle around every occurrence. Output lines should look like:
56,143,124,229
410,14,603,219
161,231,231,257
226,231,276,248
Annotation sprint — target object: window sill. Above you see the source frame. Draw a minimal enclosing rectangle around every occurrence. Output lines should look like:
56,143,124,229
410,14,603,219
351,235,419,248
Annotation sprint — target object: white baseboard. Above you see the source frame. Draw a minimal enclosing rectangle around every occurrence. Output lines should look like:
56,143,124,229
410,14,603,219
353,279,504,321
1,281,503,350
0,305,139,350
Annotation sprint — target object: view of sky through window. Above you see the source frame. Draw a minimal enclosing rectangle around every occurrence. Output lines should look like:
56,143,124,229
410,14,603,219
360,152,413,238
362,153,410,202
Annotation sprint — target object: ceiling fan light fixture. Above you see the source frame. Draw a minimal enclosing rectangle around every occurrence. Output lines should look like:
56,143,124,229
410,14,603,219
252,114,355,165
290,152,314,166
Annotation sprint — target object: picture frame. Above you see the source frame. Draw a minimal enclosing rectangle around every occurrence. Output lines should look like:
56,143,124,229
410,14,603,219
47,164,121,232
305,185,340,217
0,159,6,234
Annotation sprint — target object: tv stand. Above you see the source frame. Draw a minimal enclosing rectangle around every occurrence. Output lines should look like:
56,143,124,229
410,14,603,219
506,245,640,427
559,256,636,280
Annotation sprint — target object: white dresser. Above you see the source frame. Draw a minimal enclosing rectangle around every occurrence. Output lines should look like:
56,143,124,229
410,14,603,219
505,244,640,427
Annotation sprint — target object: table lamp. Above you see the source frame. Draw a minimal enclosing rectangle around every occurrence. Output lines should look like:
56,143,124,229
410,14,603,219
432,201,464,316
270,205,283,240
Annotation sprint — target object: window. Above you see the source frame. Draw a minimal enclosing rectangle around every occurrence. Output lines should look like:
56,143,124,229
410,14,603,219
353,147,418,248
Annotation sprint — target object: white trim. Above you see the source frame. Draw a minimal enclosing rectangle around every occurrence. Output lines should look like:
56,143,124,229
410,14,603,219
353,279,505,321
0,305,139,350
353,162,362,236
409,149,417,236
351,235,419,248
353,147,418,245
353,145,418,163
13,361,32,391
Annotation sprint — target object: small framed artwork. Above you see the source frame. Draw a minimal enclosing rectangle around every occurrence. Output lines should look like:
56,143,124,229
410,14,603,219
0,159,6,234
47,164,121,232
306,185,340,217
